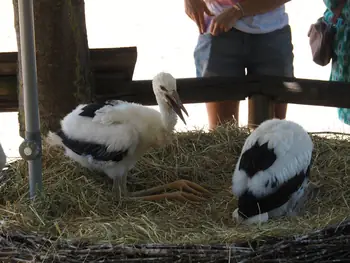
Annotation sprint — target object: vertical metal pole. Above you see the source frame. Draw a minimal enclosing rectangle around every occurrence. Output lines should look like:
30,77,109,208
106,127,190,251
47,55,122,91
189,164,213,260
17,0,43,199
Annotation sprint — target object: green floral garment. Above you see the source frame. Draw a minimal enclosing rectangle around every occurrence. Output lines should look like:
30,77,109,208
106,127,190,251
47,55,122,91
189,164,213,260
323,0,350,125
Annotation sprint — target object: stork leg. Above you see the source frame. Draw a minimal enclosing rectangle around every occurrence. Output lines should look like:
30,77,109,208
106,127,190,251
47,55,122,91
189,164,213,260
112,176,125,200
127,179,212,203
121,173,128,196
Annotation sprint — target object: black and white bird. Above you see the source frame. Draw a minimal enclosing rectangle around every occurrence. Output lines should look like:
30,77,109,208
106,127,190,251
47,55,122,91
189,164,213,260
231,119,314,224
46,72,210,202
0,142,6,171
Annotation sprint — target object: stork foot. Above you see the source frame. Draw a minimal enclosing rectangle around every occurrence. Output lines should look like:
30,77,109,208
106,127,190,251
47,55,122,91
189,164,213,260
127,179,211,202
134,191,206,203
163,179,211,196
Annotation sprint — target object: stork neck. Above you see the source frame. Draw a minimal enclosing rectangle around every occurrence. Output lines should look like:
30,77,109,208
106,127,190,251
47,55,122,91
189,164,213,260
156,96,177,132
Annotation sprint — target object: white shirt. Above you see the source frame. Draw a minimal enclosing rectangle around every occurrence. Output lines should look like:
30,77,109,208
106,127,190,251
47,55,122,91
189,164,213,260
204,0,289,34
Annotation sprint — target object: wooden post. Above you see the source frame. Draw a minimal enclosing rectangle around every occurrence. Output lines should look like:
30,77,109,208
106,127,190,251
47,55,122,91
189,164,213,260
248,95,274,129
13,0,93,136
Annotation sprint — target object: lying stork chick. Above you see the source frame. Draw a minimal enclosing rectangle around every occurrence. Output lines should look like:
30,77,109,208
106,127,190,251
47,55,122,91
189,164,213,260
46,72,211,202
231,119,314,225
0,142,6,171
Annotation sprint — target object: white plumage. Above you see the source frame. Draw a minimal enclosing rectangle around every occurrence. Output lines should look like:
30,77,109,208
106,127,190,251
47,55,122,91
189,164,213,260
0,142,6,171
231,119,314,225
46,72,210,201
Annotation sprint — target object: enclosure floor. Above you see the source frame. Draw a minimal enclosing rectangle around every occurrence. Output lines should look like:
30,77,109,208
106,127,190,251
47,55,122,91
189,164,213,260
0,124,349,247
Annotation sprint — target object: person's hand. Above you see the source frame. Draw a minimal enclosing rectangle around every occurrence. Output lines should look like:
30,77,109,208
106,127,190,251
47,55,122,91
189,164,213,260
185,0,214,34
209,6,243,36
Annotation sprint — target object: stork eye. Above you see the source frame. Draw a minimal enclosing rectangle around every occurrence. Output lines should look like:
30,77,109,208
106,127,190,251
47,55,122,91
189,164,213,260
160,85,167,91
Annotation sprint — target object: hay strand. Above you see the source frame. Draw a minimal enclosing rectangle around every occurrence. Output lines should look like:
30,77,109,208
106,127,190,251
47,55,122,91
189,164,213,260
1,219,350,262
0,123,350,261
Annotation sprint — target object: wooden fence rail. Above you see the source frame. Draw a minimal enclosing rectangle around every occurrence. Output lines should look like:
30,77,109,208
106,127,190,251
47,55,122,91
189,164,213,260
95,75,350,127
1,48,349,128
94,74,350,108
0,47,138,112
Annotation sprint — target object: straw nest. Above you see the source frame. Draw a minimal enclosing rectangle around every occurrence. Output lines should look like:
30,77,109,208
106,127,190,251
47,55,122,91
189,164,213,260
0,123,350,262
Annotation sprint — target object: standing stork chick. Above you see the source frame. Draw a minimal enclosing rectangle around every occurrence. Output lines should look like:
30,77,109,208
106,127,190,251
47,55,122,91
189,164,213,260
46,72,210,202
0,142,6,171
231,119,314,225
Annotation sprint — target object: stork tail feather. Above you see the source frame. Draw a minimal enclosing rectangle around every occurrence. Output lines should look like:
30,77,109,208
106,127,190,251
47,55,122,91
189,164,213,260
45,131,64,147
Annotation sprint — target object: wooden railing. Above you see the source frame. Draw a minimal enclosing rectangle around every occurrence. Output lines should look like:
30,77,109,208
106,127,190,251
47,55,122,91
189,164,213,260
0,47,137,112
1,48,349,128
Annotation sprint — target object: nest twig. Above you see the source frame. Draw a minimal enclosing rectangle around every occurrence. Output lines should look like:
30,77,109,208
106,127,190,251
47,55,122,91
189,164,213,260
1,219,350,262
0,123,350,262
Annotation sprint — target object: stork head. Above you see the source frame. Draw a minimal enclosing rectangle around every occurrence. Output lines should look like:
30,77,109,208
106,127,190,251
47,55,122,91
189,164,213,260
152,72,189,124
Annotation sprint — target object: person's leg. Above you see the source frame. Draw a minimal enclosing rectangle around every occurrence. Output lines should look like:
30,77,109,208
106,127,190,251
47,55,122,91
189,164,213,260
205,100,240,129
247,25,294,119
203,70,241,129
194,29,247,129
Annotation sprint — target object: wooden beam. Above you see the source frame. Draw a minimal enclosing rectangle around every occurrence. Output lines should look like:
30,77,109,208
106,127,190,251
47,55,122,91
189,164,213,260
0,76,16,96
89,47,137,81
0,52,17,76
248,95,274,129
0,47,138,80
1,74,350,113
94,75,350,108
0,76,17,112
259,75,350,108
94,75,260,105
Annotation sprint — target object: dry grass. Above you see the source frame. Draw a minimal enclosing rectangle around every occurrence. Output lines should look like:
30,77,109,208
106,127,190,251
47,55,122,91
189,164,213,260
0,123,350,245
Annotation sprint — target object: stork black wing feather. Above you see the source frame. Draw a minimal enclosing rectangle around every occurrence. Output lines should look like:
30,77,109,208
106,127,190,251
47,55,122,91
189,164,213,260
237,165,311,219
56,130,128,162
239,142,277,178
79,102,114,118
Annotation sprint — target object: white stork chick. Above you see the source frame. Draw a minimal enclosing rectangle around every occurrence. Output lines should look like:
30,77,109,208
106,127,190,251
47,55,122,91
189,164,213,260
0,142,6,171
231,119,314,225
46,72,210,202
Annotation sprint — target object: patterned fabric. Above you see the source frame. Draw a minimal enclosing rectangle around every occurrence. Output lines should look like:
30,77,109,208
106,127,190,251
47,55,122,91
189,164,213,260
203,0,289,34
323,0,350,125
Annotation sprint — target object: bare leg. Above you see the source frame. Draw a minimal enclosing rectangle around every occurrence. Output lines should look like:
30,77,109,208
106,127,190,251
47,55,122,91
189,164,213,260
206,101,240,130
126,179,212,203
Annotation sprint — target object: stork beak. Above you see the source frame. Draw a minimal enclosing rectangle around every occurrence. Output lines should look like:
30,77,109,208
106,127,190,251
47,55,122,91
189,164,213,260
166,91,189,125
